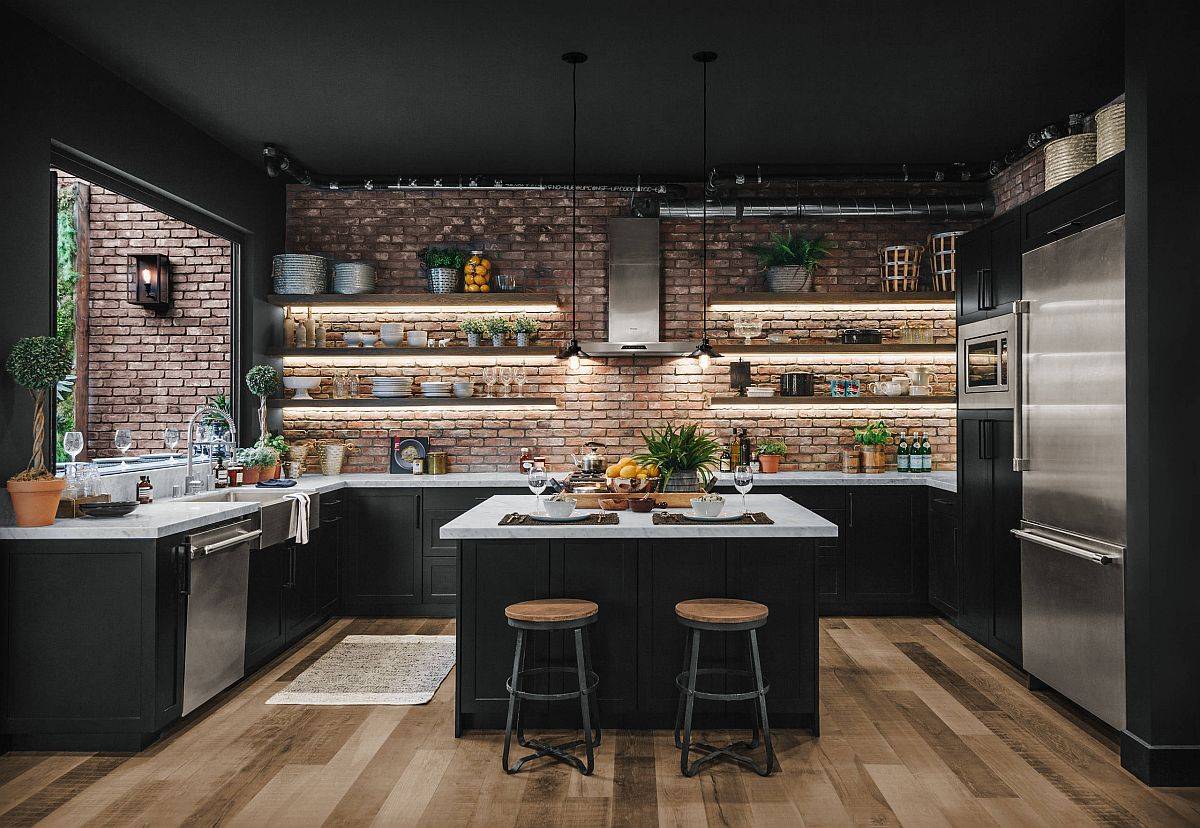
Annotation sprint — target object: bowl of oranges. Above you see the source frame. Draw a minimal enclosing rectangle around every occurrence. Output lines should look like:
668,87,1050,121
604,457,660,493
463,251,492,293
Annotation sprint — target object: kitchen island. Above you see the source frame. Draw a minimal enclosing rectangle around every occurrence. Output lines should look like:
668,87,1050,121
440,494,837,734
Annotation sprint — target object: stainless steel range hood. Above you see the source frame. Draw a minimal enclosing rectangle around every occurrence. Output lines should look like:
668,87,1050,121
580,217,695,357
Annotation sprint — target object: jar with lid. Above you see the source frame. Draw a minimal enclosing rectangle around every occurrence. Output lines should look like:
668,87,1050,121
463,250,492,293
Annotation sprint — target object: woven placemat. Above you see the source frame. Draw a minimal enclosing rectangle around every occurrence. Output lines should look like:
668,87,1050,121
499,512,619,526
652,511,774,525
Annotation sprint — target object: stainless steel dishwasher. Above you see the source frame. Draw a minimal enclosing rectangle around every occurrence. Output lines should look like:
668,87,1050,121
180,518,260,715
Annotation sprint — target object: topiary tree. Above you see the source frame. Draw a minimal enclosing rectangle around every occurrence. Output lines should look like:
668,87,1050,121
6,336,73,479
245,364,281,445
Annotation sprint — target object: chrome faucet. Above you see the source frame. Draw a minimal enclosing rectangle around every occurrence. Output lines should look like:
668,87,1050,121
184,404,237,495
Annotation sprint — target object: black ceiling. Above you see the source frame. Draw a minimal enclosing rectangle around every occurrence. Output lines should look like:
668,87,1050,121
6,0,1123,178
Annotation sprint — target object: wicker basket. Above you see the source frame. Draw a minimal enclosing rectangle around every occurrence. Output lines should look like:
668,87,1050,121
1044,133,1097,189
1095,99,1125,162
927,231,965,292
764,265,813,292
879,245,924,292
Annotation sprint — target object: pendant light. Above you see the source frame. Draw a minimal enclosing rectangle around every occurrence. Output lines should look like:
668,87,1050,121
557,51,589,370
689,50,721,370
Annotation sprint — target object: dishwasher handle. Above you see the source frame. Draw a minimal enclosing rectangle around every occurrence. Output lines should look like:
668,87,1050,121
1012,528,1120,566
191,529,262,559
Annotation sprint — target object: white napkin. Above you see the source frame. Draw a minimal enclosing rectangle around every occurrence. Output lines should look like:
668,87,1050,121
285,491,312,544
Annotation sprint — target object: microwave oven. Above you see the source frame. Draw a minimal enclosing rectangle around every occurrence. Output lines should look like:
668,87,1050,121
957,312,1018,410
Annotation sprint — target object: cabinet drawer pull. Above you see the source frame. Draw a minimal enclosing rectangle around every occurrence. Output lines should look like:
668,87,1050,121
1045,200,1119,238
847,492,854,527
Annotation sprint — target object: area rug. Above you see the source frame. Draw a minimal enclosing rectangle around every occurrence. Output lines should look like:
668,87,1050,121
267,635,455,705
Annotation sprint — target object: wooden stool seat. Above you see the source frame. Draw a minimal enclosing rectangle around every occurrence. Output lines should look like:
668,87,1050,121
675,598,768,625
506,598,599,624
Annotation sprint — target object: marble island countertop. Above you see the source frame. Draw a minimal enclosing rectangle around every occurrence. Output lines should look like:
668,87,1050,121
440,494,839,539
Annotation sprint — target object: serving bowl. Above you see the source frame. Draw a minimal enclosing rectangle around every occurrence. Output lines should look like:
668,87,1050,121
543,498,576,518
598,498,628,511
380,323,404,347
343,332,363,347
407,330,429,348
691,496,725,517
283,376,322,399
452,381,474,398
629,496,658,513
360,333,378,348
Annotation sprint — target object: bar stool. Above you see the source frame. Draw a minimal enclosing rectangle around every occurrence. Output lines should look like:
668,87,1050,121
673,597,776,777
502,598,601,776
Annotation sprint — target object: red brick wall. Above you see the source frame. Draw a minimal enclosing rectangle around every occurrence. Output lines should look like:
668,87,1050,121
989,149,1045,215
59,175,233,455
283,185,970,472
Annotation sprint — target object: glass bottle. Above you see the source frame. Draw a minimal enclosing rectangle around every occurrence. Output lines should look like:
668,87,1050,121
897,432,909,473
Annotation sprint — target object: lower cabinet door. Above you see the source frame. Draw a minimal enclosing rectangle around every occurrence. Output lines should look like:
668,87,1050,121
284,539,318,642
989,416,1023,663
844,488,927,612
928,494,960,617
246,543,287,671
316,516,341,614
422,557,457,605
342,490,421,614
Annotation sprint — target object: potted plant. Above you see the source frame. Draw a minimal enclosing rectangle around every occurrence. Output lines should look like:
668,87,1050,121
756,438,788,474
747,230,830,292
853,420,891,474
634,423,721,492
5,337,73,526
485,315,512,347
512,315,540,347
250,445,279,482
264,434,288,479
459,318,487,347
420,247,467,294
237,448,260,485
245,364,281,445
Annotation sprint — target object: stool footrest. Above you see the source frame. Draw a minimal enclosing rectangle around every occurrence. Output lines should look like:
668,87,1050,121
506,666,600,701
673,667,771,702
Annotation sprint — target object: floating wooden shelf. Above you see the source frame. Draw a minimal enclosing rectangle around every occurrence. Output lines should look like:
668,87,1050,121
268,346,558,358
269,396,557,409
709,291,955,308
717,343,955,356
267,292,559,310
709,395,957,407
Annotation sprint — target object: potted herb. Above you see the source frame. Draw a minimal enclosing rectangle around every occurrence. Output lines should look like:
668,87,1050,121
5,337,73,526
747,230,830,292
853,420,891,474
634,423,721,492
245,365,281,444
512,316,540,347
756,438,788,474
485,315,512,347
236,447,260,485
251,445,279,481
459,318,487,347
420,247,468,294
263,434,288,479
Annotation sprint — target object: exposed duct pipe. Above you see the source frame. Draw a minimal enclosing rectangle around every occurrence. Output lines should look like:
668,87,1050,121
654,196,994,220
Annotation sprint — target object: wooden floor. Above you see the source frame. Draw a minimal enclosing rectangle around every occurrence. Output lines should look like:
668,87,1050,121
1,617,1198,827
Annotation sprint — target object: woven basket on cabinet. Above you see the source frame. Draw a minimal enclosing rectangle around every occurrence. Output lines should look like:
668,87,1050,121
1095,99,1126,162
1044,133,1097,189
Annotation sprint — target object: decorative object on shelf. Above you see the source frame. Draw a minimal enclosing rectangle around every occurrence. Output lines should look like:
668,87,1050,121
272,253,329,294
343,332,363,347
745,384,776,398
314,317,328,348
927,231,965,291
1094,95,1125,162
733,317,763,344
495,273,519,291
756,438,787,473
747,230,830,293
406,329,428,348
317,440,356,476
331,261,376,294
841,447,861,474
369,376,412,398
512,315,539,346
767,333,791,344
779,371,814,397
389,435,429,474
840,328,883,344
1044,132,1097,189
905,366,935,387
898,320,934,344
283,375,322,399
730,359,751,395
869,380,905,396
556,51,590,371
304,313,317,348
463,250,492,292
129,253,171,311
360,333,378,348
452,380,474,398
245,364,281,442
426,450,449,475
420,247,467,294
4,336,72,526
380,322,404,347
879,244,924,292
853,420,890,474
485,315,511,347
459,318,486,347
829,376,860,397
635,423,719,493
688,51,721,371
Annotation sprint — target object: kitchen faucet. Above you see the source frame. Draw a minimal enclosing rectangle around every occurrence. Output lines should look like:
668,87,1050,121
184,404,237,495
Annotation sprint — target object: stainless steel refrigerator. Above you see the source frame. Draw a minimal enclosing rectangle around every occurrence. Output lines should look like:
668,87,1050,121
1015,214,1126,729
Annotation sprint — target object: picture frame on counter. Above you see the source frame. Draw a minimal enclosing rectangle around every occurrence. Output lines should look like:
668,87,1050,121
389,434,429,474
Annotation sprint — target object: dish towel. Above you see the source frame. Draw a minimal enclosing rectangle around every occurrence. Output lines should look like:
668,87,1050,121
284,491,312,544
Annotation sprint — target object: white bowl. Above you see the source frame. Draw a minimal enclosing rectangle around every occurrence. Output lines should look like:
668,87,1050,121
407,330,429,348
360,334,378,348
380,324,404,347
452,381,474,398
909,385,932,396
543,498,576,518
283,376,322,399
691,497,725,517
343,332,363,347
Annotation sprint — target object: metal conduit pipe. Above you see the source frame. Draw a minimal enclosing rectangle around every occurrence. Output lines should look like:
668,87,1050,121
656,196,993,220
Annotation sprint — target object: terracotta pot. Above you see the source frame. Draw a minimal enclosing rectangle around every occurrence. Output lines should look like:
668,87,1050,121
861,445,886,474
7,476,67,527
759,454,781,474
242,466,260,485
271,463,282,480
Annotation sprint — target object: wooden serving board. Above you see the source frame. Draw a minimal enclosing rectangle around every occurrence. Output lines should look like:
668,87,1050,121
565,491,708,508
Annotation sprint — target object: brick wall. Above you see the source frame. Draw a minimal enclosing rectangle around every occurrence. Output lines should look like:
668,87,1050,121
59,174,233,456
989,149,1045,215
283,185,971,472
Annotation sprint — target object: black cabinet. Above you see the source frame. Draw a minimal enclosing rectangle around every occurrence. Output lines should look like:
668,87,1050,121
316,497,342,615
956,410,1022,664
283,539,318,641
928,490,959,618
1022,154,1123,251
245,542,287,672
958,210,1021,324
342,489,422,615
844,487,928,614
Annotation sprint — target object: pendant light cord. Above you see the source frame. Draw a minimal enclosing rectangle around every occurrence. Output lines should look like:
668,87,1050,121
571,57,578,339
700,56,708,341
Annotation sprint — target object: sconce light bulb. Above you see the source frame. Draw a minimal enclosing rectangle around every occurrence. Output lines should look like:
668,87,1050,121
697,351,711,371
568,353,581,372
141,268,152,284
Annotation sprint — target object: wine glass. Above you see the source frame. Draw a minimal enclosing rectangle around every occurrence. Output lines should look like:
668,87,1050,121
482,366,498,397
63,431,84,490
115,428,133,467
528,467,548,513
512,366,527,397
163,427,180,454
733,464,754,515
499,366,514,397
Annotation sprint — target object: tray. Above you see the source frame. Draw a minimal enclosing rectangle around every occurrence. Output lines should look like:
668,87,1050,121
564,491,708,509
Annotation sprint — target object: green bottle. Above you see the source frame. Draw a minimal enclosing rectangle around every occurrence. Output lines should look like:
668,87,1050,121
920,432,932,472
896,432,910,473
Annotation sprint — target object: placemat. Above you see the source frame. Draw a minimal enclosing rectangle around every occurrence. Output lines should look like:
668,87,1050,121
499,512,620,526
651,511,774,525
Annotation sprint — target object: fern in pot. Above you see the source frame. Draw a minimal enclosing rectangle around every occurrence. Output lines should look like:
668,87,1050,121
5,337,73,526
634,424,721,492
747,230,830,292
420,247,467,294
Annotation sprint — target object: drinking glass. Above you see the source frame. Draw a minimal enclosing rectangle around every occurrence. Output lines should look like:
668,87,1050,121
733,464,754,514
499,366,514,397
77,463,102,498
115,428,133,467
512,366,527,396
527,467,548,513
63,430,83,468
163,427,180,453
482,366,498,397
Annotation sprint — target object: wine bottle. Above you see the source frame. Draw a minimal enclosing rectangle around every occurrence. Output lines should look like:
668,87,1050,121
920,432,932,472
897,432,909,473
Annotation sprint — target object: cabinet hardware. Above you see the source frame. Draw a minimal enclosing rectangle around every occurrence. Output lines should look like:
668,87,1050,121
1012,528,1119,565
847,492,854,527
1045,200,1118,238
176,545,191,596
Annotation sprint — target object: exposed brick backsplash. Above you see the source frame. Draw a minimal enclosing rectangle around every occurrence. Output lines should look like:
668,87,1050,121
283,186,965,472
989,149,1045,215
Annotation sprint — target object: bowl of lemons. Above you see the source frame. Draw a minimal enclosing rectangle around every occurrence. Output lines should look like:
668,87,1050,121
604,457,660,493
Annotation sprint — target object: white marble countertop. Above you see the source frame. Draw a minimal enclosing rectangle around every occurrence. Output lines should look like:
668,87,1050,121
715,470,957,493
0,500,259,541
439,494,839,539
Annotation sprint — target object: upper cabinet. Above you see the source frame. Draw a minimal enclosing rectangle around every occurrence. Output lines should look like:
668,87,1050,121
958,211,1022,324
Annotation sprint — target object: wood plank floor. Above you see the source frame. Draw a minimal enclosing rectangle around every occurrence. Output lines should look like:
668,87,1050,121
1,616,1198,826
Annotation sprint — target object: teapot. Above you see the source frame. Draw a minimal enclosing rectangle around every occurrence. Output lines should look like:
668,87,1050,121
905,366,935,387
571,441,608,474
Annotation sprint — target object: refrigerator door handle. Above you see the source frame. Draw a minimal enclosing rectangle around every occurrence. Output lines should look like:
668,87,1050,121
1011,300,1030,471
1011,528,1120,565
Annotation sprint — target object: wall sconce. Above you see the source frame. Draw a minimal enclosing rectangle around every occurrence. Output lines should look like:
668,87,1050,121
130,254,171,311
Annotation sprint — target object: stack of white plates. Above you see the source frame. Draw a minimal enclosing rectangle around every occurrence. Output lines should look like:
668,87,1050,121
746,385,776,398
272,254,329,294
332,261,376,294
420,381,454,398
370,377,412,398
